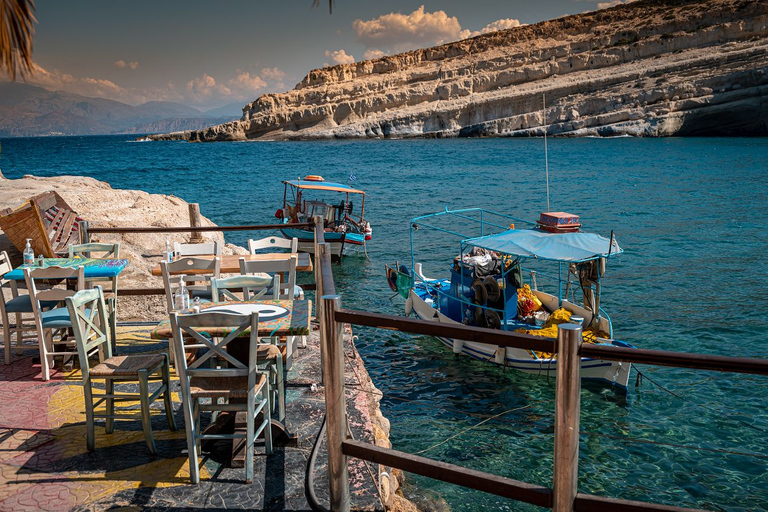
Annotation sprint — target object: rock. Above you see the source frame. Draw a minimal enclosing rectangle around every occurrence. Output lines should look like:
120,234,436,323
0,174,232,321
152,0,768,142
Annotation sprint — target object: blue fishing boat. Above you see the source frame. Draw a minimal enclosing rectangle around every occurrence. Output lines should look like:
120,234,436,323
386,208,633,388
277,176,371,259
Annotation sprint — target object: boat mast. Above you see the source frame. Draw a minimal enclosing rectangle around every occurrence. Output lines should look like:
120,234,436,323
543,93,550,213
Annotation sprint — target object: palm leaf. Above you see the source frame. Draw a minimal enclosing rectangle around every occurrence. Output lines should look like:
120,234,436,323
312,0,334,14
0,0,36,80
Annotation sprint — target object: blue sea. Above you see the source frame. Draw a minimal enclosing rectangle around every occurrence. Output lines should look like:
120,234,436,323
1,135,767,511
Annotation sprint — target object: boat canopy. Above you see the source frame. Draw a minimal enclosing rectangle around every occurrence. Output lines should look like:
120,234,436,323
284,179,365,195
463,229,622,262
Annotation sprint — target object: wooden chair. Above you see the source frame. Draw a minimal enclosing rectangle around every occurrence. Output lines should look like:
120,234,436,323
66,286,176,454
247,236,298,254
68,242,121,349
23,265,85,381
170,310,273,483
239,254,302,370
1,251,44,364
160,257,221,314
174,241,222,257
210,274,285,421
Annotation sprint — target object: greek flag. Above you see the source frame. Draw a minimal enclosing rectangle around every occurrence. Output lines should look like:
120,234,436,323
349,173,356,183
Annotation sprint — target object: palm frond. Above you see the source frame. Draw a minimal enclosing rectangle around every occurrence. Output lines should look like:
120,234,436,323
311,0,333,14
0,0,36,80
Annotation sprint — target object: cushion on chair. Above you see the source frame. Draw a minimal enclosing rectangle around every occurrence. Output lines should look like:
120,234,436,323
40,307,89,328
90,354,165,377
189,373,266,399
256,344,285,361
4,295,59,313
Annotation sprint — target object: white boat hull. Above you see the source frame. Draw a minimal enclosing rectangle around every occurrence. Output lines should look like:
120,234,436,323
408,289,631,388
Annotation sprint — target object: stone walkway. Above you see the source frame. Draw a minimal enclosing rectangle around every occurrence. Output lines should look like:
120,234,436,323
0,325,384,511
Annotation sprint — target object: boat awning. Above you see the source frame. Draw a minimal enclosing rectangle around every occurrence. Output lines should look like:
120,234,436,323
463,229,622,262
284,180,365,195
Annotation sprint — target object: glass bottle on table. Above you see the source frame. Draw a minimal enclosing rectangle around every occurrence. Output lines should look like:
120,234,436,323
23,239,34,265
164,238,172,262
174,275,190,310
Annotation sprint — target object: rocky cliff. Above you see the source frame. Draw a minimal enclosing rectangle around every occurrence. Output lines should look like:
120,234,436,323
155,0,768,142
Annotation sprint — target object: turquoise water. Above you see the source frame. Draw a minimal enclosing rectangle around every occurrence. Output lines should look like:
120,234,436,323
2,135,767,511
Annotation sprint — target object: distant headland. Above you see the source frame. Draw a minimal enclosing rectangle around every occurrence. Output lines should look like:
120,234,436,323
153,0,768,141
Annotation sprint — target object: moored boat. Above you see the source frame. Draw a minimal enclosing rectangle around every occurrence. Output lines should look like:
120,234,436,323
386,208,633,388
276,176,371,260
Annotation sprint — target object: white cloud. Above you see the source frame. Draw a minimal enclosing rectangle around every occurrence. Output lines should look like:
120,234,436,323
113,60,139,70
352,7,522,57
461,18,522,39
324,49,356,65
260,67,286,82
597,0,638,9
363,49,387,60
353,6,463,53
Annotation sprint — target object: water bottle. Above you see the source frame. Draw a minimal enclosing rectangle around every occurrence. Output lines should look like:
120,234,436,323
192,296,201,314
164,238,172,263
23,239,34,266
174,275,190,310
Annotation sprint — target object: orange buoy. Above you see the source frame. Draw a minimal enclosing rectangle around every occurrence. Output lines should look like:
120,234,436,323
304,175,325,182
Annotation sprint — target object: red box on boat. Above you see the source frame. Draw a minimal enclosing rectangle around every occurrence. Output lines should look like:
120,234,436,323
538,212,581,232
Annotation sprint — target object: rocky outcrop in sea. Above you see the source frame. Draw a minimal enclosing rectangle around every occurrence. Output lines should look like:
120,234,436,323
155,0,768,141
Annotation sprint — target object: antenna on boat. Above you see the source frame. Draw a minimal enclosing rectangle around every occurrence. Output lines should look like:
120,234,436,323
543,93,550,212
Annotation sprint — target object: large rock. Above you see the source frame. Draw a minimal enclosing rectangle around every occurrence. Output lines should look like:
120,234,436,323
155,0,768,141
0,173,246,321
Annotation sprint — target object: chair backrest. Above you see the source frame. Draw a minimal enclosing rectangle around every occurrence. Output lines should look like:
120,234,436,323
0,251,19,313
248,236,298,254
23,265,85,320
160,257,221,313
211,274,279,302
0,250,12,278
170,311,261,389
66,286,112,381
68,242,120,259
174,241,222,257
239,254,297,300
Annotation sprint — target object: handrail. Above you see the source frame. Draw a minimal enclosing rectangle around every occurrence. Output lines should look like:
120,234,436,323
87,222,312,234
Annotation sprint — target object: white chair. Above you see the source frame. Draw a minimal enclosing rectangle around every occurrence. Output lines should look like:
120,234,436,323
174,241,222,257
240,254,302,370
68,242,121,347
211,274,285,421
24,265,85,381
66,286,176,454
1,251,42,364
170,310,273,483
160,257,221,314
247,236,298,254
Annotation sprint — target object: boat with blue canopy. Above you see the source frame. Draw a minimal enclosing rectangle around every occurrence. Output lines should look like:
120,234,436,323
276,176,371,259
386,208,633,388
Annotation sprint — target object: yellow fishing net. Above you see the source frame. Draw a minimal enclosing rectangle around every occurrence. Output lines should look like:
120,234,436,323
517,284,542,316
515,307,609,359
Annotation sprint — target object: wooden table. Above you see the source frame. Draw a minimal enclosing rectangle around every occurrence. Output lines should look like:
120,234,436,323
149,253,312,276
3,257,129,280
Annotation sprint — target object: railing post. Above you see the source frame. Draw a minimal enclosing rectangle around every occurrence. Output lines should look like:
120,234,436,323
316,242,331,386
322,294,350,512
78,220,90,244
553,323,582,512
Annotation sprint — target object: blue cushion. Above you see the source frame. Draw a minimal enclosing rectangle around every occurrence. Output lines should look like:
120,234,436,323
40,307,89,328
4,295,59,313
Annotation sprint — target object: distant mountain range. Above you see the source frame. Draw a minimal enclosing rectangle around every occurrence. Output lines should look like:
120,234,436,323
0,82,243,137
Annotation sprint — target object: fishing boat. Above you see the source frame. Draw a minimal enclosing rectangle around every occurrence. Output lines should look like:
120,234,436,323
276,176,371,259
386,208,633,388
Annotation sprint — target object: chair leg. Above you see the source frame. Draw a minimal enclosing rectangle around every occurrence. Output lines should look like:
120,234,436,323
193,399,201,455
179,381,200,484
83,379,96,452
161,356,177,431
107,296,118,354
276,358,285,423
39,329,54,381
105,380,115,434
2,322,9,365
137,369,157,455
263,383,273,456
246,391,255,483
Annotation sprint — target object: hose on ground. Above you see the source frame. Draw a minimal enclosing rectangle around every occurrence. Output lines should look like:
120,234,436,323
305,413,330,512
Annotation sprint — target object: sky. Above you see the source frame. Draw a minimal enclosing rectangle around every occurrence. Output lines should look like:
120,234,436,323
5,0,632,111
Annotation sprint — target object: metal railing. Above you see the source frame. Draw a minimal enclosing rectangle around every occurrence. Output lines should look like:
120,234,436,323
314,220,768,512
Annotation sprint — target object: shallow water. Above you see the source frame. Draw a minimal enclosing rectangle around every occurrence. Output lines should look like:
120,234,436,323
1,135,767,511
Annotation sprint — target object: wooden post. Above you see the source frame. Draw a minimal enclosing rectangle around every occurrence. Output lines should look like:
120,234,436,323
78,220,90,244
553,323,582,512
188,203,203,243
322,294,350,512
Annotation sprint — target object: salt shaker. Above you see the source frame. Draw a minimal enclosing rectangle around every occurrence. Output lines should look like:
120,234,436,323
192,296,201,314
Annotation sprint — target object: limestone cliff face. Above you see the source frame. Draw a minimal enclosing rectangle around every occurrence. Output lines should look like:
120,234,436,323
158,0,768,141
